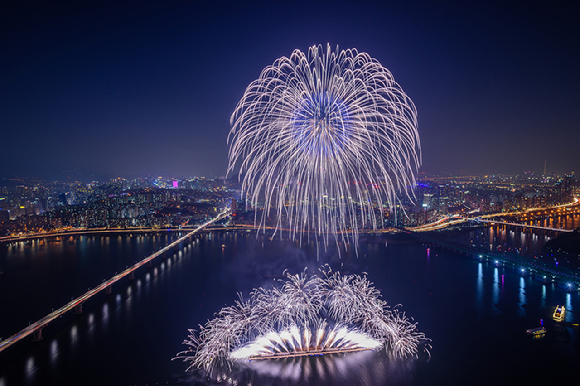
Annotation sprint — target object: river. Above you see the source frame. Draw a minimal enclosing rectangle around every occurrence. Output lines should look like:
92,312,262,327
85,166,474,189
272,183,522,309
0,226,578,385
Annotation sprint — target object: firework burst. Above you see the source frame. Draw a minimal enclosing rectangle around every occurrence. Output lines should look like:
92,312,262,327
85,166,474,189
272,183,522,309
228,44,421,246
175,266,429,373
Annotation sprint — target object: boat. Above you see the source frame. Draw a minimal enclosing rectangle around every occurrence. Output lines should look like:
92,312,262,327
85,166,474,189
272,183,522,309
526,327,546,336
553,305,565,321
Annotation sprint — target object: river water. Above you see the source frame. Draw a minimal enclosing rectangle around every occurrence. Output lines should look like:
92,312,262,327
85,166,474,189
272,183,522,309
450,213,580,269
0,227,579,386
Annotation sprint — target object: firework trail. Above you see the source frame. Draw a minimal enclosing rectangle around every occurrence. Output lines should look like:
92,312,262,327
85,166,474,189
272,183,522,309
175,266,429,373
228,44,421,246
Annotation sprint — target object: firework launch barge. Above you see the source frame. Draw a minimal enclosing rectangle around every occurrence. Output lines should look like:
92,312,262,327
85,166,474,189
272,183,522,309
246,346,374,361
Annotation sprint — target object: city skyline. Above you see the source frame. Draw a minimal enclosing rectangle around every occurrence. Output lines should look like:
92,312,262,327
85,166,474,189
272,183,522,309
2,172,578,236
2,0,579,179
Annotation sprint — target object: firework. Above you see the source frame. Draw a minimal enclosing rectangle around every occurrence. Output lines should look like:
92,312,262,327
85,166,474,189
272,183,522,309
229,324,382,360
228,44,421,246
175,267,428,373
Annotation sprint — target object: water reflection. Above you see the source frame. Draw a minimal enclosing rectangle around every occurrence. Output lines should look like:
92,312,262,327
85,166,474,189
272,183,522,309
70,324,78,354
477,263,483,316
518,277,526,316
25,356,35,382
102,303,110,332
49,340,59,366
452,216,579,258
541,285,546,309
125,285,133,313
493,267,499,311
199,351,416,386
115,294,122,319
87,313,95,342
566,293,572,322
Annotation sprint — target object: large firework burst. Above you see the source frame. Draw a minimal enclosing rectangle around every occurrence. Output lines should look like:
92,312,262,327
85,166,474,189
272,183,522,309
175,267,428,373
228,44,421,245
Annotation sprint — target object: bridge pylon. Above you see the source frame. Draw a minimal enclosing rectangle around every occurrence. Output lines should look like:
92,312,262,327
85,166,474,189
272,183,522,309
75,303,83,314
32,327,44,342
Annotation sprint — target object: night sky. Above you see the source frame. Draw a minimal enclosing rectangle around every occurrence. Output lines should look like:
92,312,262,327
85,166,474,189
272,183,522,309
2,0,579,180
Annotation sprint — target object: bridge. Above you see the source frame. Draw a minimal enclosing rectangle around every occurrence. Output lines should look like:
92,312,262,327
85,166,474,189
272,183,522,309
0,209,230,354
472,219,574,233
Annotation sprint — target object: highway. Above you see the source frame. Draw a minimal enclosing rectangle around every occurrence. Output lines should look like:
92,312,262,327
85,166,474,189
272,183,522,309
0,209,230,354
407,197,579,232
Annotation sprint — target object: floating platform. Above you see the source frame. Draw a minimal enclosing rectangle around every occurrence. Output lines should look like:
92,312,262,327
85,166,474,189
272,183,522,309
526,327,546,336
247,346,373,361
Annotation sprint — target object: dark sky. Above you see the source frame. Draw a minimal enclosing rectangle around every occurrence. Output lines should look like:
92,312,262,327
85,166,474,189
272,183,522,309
1,0,579,179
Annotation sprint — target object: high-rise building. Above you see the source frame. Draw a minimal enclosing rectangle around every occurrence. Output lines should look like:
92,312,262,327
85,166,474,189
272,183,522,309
422,193,433,209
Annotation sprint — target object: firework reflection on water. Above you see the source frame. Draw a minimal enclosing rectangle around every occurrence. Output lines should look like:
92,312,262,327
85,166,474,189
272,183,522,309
183,350,419,386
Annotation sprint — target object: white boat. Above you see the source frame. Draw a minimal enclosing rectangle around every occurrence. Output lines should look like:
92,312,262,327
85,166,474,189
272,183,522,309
553,305,565,321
